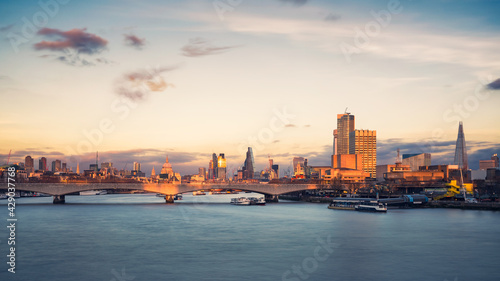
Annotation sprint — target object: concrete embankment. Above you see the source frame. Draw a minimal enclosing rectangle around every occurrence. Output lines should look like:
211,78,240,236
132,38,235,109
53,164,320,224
427,201,500,211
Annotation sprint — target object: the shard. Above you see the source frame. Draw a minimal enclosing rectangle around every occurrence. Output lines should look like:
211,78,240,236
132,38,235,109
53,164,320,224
453,121,468,170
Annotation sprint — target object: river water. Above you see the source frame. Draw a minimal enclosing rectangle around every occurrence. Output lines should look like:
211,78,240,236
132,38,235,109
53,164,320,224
1,193,499,281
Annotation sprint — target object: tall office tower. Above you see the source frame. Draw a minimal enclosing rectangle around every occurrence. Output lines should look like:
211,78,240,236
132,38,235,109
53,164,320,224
349,130,377,178
133,162,141,172
25,156,34,173
217,153,227,180
402,153,431,171
76,163,80,174
62,162,67,172
54,159,62,172
208,160,213,179
39,157,47,171
336,113,355,155
101,162,113,169
212,153,218,179
243,147,255,179
492,154,499,168
453,121,468,170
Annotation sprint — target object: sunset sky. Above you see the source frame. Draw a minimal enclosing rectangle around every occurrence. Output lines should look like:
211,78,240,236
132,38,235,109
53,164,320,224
1,0,499,175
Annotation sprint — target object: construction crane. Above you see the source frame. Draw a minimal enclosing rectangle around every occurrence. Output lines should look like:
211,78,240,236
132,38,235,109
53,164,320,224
344,107,350,115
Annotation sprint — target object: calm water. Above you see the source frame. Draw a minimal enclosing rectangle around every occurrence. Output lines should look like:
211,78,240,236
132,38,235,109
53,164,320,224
1,194,499,281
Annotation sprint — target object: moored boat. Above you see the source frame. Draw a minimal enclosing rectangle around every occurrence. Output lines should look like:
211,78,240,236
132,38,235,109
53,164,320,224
355,201,387,212
230,197,251,205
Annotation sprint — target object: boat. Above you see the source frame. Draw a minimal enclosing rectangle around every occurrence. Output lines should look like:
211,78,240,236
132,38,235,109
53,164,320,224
0,194,7,200
328,198,367,210
80,190,107,196
249,197,266,205
174,194,183,200
230,197,251,205
156,193,164,197
193,191,206,196
355,201,388,212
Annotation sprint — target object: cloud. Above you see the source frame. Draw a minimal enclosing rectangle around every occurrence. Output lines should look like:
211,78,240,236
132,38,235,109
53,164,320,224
304,124,311,128
115,65,179,101
124,33,146,50
35,28,108,54
34,28,108,66
486,78,500,90
284,124,296,128
0,24,14,32
324,13,341,21
181,37,238,57
279,0,308,6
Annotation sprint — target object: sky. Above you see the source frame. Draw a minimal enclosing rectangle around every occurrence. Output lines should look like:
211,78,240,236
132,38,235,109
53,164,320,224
0,0,499,175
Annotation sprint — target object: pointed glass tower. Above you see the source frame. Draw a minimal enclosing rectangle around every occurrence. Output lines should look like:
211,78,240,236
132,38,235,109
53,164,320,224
454,122,468,170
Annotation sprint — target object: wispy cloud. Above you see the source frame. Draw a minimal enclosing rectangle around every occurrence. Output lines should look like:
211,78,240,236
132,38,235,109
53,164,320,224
34,28,108,66
486,78,500,90
285,124,296,128
123,33,146,50
114,65,179,101
181,37,238,57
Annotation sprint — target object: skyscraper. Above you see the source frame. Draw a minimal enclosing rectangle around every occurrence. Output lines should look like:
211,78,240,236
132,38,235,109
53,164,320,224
349,130,377,178
52,160,62,172
25,156,34,173
133,162,141,172
39,157,47,171
242,147,255,179
212,153,218,179
217,153,227,180
454,121,468,170
335,113,355,155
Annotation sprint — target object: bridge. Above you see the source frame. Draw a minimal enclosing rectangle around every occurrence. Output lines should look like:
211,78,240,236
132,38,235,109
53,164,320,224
12,183,325,204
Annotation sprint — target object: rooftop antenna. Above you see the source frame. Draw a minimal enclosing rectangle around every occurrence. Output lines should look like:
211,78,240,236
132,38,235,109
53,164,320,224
396,148,402,164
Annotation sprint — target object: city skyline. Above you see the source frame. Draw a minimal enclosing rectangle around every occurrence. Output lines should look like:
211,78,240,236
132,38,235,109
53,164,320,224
1,0,500,174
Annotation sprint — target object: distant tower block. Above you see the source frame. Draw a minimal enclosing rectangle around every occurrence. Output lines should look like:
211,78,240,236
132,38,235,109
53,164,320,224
454,121,468,170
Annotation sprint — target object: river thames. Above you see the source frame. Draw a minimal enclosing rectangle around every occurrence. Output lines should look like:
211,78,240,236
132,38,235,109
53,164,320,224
1,193,499,281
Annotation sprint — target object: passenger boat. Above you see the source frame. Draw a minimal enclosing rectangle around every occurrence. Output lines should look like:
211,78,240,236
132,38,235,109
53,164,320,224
355,201,387,212
249,197,266,205
230,197,251,205
174,194,182,200
328,198,366,210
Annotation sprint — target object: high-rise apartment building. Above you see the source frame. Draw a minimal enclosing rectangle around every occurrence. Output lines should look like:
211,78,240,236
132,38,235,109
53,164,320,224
335,113,355,155
349,129,377,178
39,157,47,171
25,156,34,173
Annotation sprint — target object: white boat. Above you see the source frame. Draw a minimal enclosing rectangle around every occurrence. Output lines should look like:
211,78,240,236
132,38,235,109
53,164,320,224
248,197,266,205
231,197,251,205
355,201,387,212
80,190,107,196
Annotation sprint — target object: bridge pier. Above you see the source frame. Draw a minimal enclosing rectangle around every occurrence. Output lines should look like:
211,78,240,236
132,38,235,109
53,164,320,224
53,195,66,204
265,194,279,203
165,195,175,204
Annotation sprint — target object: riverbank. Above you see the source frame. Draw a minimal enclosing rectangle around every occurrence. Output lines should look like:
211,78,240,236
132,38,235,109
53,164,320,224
280,195,500,211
